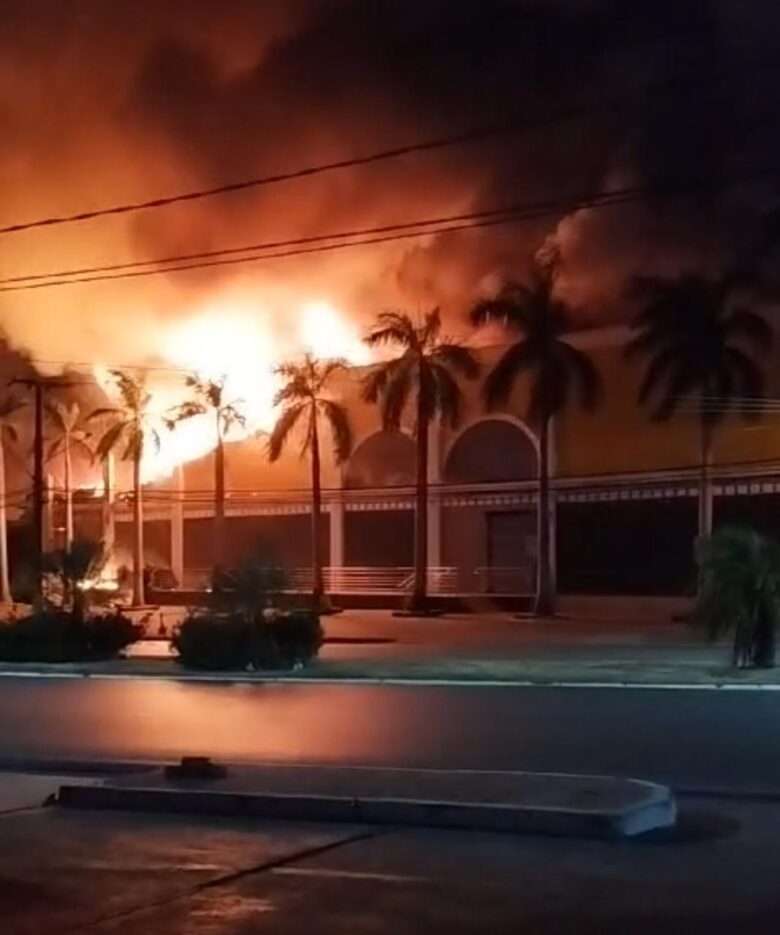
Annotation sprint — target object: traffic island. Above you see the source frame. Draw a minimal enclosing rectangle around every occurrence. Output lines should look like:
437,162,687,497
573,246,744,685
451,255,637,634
56,762,676,839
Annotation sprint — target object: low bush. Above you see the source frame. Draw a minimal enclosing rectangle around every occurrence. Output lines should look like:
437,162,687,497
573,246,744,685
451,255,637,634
172,609,322,671
267,609,324,667
0,609,142,662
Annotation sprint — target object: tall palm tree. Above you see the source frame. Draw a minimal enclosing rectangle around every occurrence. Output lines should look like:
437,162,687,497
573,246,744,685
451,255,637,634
166,375,245,570
45,400,92,549
0,395,25,603
268,355,352,610
471,261,601,616
89,371,160,606
362,309,480,613
626,273,772,539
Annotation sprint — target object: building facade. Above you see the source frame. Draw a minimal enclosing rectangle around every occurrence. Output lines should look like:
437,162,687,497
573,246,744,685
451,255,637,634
62,326,780,605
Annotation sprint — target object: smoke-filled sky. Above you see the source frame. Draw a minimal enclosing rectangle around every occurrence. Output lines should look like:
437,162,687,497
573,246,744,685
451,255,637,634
2,0,780,390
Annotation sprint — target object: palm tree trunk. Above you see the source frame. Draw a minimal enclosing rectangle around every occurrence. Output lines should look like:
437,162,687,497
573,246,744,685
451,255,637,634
132,453,145,606
310,405,325,610
214,418,226,571
64,432,74,549
411,391,429,613
699,420,714,539
535,414,554,616
0,440,11,604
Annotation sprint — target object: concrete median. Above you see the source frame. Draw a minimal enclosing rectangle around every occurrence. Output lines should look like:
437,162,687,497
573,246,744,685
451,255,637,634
56,762,676,839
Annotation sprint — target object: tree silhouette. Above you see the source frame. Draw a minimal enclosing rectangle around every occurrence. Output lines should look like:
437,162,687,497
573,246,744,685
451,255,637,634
0,395,25,603
89,371,160,606
626,273,771,538
362,308,479,613
268,355,352,610
45,400,92,549
166,375,245,570
471,260,601,616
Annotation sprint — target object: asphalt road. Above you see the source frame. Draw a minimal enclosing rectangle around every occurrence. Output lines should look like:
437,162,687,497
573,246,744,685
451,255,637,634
3,799,779,933
0,677,778,791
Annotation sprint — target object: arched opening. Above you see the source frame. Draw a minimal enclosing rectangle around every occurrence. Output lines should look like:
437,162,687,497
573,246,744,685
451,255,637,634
443,418,538,594
344,430,416,489
344,431,416,567
444,418,537,484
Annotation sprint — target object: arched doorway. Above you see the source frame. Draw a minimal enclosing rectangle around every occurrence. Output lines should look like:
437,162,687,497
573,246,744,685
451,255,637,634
344,431,416,566
443,418,537,593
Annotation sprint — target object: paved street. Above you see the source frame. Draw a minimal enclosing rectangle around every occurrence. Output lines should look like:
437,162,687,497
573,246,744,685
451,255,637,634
2,798,779,933
1,677,780,792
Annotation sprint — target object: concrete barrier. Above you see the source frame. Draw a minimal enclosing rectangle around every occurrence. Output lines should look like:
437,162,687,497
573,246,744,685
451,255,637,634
57,765,676,839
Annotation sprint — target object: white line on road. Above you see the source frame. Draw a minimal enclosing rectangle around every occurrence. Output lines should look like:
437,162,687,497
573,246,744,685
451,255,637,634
271,867,428,884
1,670,780,690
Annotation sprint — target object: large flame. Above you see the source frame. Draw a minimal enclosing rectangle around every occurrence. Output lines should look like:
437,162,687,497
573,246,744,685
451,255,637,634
93,298,370,483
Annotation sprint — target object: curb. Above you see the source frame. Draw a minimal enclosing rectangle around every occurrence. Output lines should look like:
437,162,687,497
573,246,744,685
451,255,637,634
1,669,780,691
56,773,676,840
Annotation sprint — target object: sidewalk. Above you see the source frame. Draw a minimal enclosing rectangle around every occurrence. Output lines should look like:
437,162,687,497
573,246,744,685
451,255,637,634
0,611,771,688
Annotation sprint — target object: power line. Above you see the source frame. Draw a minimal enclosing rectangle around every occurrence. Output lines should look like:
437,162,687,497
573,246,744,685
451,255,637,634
1,204,528,284
1,51,779,238
1,167,777,293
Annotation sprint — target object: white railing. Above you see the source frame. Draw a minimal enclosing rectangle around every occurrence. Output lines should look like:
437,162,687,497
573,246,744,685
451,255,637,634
474,566,535,595
179,566,458,594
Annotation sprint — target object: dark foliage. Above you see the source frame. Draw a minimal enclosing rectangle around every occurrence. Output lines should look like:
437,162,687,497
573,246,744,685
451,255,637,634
172,609,323,671
0,609,142,662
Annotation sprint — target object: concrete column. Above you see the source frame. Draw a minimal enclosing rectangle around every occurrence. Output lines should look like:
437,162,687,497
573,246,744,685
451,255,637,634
102,452,116,559
548,417,558,597
329,494,344,591
171,464,184,587
427,418,442,572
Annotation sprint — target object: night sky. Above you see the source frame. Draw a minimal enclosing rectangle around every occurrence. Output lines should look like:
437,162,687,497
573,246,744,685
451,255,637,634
1,0,780,375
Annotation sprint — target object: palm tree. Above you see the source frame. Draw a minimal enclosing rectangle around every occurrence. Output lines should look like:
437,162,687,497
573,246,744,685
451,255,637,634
268,354,352,610
0,395,25,603
362,309,480,613
166,375,245,570
626,273,772,539
471,261,601,616
45,400,92,549
89,371,160,606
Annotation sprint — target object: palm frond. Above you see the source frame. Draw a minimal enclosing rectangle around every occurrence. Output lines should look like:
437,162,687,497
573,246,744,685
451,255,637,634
86,406,122,423
431,364,464,428
431,342,480,379
364,311,416,349
483,341,536,410
558,342,602,411
361,359,399,404
420,308,442,348
267,402,306,462
94,420,126,462
166,400,206,427
374,358,412,431
319,399,353,464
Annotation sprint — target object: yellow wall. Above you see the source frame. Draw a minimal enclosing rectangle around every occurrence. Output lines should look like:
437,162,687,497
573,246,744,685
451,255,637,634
168,330,780,495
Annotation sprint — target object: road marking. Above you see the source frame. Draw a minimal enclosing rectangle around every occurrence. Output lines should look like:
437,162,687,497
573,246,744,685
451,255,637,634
272,867,427,884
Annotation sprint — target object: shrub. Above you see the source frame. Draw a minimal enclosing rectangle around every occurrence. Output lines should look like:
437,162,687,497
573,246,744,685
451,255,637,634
267,610,323,667
0,609,142,662
171,613,250,670
695,526,780,668
173,609,322,671
208,556,287,620
86,611,145,658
